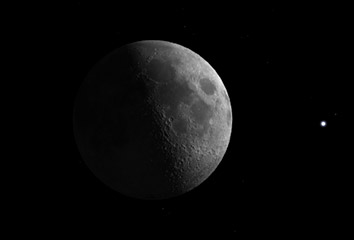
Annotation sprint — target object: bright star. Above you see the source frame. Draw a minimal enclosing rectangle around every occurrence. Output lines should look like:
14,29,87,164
321,121,326,127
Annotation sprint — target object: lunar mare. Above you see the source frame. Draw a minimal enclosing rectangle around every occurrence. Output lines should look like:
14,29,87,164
199,78,217,95
73,40,232,199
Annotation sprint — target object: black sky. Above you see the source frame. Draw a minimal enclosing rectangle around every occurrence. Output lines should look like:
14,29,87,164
32,2,352,237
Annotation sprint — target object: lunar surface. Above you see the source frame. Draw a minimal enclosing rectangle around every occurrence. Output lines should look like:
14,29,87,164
73,40,232,199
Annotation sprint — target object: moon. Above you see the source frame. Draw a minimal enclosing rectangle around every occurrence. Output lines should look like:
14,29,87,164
73,40,232,199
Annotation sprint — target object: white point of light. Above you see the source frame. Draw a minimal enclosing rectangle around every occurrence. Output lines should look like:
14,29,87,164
321,121,326,127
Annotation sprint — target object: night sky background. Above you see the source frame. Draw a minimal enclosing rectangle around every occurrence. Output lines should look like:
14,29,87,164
32,2,351,238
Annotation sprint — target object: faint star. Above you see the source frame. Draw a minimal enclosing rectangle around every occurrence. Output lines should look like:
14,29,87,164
321,121,326,127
